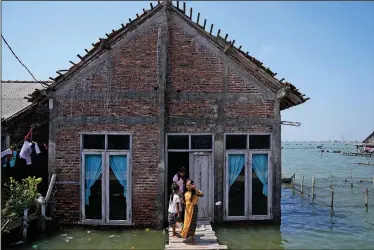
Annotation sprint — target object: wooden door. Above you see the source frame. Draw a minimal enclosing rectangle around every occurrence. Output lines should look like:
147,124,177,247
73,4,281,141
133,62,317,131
190,153,211,220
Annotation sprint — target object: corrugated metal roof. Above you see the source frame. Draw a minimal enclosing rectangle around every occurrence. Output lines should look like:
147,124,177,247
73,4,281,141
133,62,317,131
1,81,50,120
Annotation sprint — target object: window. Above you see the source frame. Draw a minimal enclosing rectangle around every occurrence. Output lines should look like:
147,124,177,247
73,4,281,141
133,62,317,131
83,135,105,149
249,135,270,149
224,134,272,220
167,135,189,149
167,134,213,150
191,135,213,149
225,135,247,150
108,135,130,150
81,133,131,225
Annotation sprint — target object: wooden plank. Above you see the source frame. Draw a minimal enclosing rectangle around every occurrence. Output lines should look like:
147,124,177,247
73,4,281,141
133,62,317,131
166,220,227,250
166,244,227,250
5,213,39,231
45,174,56,202
169,236,217,243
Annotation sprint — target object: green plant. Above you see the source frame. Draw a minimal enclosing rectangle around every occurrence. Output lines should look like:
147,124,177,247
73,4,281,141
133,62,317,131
1,176,42,220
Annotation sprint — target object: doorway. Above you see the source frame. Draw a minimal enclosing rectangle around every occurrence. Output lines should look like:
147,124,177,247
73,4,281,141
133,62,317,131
167,152,189,196
165,134,214,223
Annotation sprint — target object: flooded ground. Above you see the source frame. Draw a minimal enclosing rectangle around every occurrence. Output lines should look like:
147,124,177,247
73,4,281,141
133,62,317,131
215,142,374,249
3,142,374,249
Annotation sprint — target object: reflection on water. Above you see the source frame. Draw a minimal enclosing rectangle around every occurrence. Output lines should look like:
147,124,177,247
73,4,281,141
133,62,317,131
3,142,374,249
4,229,166,249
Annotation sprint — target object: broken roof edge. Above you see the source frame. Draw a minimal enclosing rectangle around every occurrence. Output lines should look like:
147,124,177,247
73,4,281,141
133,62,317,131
363,131,374,143
28,1,308,110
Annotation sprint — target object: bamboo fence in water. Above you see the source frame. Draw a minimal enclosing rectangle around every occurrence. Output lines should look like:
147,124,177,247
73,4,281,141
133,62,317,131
285,173,374,213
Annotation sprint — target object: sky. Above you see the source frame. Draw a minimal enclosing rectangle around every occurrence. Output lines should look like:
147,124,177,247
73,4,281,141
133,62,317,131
2,1,374,142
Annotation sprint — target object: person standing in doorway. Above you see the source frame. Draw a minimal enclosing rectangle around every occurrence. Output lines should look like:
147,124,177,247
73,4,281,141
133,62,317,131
172,166,187,223
180,179,204,245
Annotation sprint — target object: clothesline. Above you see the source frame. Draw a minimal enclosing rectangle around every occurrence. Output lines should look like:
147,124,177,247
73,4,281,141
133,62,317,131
2,127,48,168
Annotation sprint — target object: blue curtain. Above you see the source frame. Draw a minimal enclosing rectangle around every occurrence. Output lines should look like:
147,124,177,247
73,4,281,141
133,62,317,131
85,154,102,205
252,154,268,196
109,155,127,198
228,154,245,187
9,151,17,168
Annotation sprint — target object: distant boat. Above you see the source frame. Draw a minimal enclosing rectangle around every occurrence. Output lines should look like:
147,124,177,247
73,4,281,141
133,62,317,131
282,173,295,184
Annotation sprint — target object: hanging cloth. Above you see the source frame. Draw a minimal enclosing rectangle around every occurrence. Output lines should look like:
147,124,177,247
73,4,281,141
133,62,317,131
252,154,269,196
1,149,13,167
20,141,33,165
109,155,128,198
9,151,17,167
85,154,102,205
228,154,245,187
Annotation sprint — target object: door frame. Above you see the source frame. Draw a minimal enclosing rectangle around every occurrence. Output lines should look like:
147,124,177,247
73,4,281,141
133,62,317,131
189,152,213,221
165,133,215,223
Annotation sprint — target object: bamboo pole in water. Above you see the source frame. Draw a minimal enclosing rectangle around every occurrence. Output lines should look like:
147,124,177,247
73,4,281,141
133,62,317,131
311,177,315,203
330,174,333,189
365,188,369,210
350,171,353,188
331,190,334,213
301,176,304,194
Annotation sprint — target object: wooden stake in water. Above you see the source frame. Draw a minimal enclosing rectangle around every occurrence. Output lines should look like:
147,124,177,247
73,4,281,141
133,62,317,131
312,177,316,203
365,188,369,210
350,170,353,188
330,174,333,189
331,190,334,213
301,176,304,194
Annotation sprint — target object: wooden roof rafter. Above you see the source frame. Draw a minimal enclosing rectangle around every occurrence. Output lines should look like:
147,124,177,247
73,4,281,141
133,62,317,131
30,0,308,110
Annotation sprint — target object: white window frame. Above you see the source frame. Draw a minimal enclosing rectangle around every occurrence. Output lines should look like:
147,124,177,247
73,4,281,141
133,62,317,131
81,151,105,224
105,151,131,224
249,151,272,220
80,132,132,225
225,150,248,220
224,133,273,221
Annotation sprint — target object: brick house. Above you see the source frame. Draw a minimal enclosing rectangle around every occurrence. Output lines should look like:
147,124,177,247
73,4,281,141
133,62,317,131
28,1,308,228
1,80,51,194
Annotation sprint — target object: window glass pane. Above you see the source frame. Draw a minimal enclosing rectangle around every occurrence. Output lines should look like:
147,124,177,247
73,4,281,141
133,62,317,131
83,135,105,149
249,135,270,149
251,153,269,215
84,154,103,219
108,135,130,150
109,155,127,220
167,135,189,149
191,135,212,149
228,154,246,216
226,135,247,150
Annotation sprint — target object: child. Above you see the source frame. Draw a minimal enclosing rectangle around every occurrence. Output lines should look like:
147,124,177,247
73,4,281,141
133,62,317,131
168,183,182,237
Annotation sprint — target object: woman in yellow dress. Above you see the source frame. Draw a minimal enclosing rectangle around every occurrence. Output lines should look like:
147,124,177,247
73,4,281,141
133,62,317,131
180,179,204,245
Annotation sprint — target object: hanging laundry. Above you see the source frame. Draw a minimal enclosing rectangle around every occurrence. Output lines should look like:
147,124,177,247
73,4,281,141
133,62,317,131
34,143,41,154
1,148,12,158
9,151,17,168
20,141,33,165
1,148,13,167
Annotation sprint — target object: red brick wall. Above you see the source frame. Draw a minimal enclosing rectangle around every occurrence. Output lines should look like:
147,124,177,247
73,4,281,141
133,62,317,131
52,14,276,227
167,21,274,133
52,26,161,227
